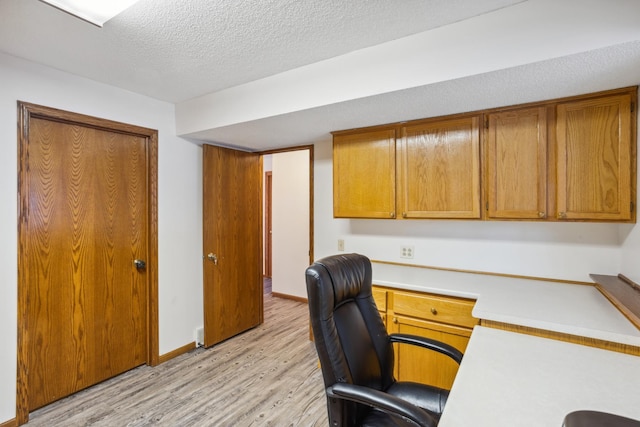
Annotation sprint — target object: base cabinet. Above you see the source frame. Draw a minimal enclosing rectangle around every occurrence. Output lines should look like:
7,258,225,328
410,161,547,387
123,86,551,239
373,286,479,390
390,315,471,389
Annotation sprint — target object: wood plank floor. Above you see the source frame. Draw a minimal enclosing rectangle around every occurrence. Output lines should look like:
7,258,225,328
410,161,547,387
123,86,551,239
27,295,328,426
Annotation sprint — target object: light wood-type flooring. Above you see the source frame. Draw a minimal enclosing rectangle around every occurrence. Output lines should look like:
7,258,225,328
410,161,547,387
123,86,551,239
27,294,327,426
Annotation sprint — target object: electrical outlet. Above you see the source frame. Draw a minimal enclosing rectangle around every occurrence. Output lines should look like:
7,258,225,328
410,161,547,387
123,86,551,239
338,239,345,251
400,246,414,259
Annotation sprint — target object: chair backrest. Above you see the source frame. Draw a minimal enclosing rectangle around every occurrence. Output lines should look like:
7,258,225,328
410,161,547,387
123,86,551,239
306,253,395,425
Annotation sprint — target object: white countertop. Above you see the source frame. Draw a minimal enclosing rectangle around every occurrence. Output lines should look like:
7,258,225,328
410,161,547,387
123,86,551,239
372,262,640,347
439,326,640,427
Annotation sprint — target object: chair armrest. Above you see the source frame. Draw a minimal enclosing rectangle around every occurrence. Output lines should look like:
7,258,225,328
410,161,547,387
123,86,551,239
328,383,437,427
390,333,463,364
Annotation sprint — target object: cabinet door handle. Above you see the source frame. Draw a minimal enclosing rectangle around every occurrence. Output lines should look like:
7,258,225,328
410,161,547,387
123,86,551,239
393,317,398,324
430,308,438,315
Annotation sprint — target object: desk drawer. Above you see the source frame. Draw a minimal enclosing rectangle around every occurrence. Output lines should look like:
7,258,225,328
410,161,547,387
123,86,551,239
392,291,478,329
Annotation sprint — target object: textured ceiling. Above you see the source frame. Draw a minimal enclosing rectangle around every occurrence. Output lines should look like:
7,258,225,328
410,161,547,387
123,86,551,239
0,0,522,103
1,0,640,151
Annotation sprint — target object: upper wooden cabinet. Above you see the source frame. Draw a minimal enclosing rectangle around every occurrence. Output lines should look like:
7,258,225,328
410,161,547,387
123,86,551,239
485,107,548,219
556,93,634,221
398,116,481,219
333,128,396,218
332,87,637,222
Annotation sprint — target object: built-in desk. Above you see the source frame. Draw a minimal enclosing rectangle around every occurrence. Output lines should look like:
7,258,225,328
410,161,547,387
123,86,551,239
439,326,640,426
372,262,640,425
372,262,640,348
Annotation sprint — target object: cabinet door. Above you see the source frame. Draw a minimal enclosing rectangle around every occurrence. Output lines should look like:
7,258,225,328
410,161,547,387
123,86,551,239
333,129,396,218
486,107,548,219
390,315,470,390
556,94,634,221
399,116,481,218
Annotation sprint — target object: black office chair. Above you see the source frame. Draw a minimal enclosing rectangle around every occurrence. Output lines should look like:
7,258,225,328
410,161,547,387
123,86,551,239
305,253,463,427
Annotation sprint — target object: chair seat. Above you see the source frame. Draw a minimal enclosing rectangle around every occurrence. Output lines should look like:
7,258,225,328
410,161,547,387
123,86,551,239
361,408,430,427
386,382,448,421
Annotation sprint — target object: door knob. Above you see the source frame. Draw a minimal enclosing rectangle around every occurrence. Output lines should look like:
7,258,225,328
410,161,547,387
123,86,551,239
133,259,146,270
207,253,218,265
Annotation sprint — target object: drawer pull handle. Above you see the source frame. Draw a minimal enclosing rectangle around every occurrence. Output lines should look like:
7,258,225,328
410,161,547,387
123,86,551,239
430,308,438,315
393,317,398,324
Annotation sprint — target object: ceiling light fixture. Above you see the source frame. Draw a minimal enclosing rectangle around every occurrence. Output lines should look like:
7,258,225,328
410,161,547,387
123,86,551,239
38,0,141,27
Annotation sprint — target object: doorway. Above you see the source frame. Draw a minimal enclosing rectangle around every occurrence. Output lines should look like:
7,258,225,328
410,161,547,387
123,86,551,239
261,147,313,301
16,102,159,425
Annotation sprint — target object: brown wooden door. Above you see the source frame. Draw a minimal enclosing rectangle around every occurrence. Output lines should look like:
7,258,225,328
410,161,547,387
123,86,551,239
202,145,262,347
556,93,634,221
399,116,481,219
19,105,154,414
486,107,548,219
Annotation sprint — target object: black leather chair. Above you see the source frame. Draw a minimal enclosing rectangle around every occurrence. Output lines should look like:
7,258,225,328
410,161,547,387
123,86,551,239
305,253,463,427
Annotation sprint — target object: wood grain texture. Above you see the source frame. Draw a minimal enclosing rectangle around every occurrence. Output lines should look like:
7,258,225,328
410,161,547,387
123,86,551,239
203,145,263,347
481,319,640,356
26,296,327,427
399,116,481,219
590,274,640,330
26,117,149,410
486,107,548,219
556,93,632,220
16,101,158,424
391,316,471,390
17,101,159,424
333,129,397,218
0,418,16,427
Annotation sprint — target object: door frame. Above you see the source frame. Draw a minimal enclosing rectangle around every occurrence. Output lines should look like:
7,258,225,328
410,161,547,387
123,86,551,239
264,171,273,278
16,102,159,424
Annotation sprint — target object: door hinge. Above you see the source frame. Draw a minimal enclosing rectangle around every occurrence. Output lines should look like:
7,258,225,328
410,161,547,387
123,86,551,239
631,102,635,113
484,117,489,129
632,201,635,212
486,201,489,210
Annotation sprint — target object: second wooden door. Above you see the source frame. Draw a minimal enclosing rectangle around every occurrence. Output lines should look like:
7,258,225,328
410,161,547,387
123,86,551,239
202,145,262,346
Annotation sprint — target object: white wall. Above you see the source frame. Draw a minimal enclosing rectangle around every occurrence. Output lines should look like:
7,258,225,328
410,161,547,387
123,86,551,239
313,137,632,284
619,105,640,284
0,52,203,423
271,150,310,298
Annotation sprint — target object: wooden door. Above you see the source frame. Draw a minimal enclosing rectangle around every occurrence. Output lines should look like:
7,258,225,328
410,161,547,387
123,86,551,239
17,103,158,421
399,116,481,219
556,93,634,221
486,107,548,219
202,145,262,347
333,128,397,218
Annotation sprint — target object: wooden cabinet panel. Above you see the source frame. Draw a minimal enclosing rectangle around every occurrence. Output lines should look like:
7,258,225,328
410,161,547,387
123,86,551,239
372,287,387,312
399,116,481,218
390,316,471,390
486,107,548,219
332,87,636,223
333,129,396,218
392,291,478,329
556,93,634,221
379,287,478,390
